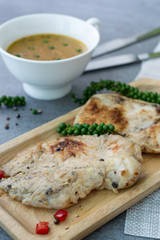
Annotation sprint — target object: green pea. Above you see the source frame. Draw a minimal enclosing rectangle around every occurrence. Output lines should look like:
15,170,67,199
73,98,78,103
96,126,102,133
74,129,80,136
8,102,13,107
88,126,94,132
58,122,67,129
76,48,82,52
21,101,26,106
100,123,105,127
43,40,49,43
63,43,68,46
108,124,115,131
1,95,7,101
20,96,25,101
82,123,90,129
80,99,86,104
92,123,98,129
81,128,87,134
67,129,73,134
32,109,37,115
4,100,8,106
103,125,108,131
93,130,98,135
62,130,67,136
87,131,92,135
57,127,62,133
76,125,82,130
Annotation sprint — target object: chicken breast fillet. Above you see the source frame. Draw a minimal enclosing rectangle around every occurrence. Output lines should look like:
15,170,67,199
74,94,160,153
0,135,142,209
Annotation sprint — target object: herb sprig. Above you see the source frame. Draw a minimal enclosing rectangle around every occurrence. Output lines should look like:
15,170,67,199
71,79,160,105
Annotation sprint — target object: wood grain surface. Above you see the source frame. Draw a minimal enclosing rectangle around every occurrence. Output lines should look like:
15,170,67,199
0,78,160,240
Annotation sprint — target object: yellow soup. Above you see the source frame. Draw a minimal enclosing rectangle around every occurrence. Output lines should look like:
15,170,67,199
7,34,88,61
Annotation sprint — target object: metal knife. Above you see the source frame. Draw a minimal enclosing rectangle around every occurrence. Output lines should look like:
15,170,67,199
92,27,160,58
85,52,160,72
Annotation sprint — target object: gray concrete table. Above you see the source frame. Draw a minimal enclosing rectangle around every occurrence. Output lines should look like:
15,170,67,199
0,0,160,239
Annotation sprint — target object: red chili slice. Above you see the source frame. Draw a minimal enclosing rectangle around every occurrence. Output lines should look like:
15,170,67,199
54,209,68,223
0,171,5,180
36,222,49,235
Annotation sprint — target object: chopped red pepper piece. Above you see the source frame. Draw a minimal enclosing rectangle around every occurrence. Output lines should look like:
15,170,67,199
36,222,49,235
0,171,5,180
54,209,68,223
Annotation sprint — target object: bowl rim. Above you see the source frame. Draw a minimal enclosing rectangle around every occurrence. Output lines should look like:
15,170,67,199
0,13,100,64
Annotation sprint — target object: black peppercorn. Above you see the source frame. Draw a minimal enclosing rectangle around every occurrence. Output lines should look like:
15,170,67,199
112,182,118,188
16,113,21,118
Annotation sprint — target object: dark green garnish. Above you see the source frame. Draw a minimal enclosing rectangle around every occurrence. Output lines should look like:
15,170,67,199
55,58,61,60
71,79,160,105
63,43,68,46
57,122,116,136
76,48,82,52
29,46,35,50
49,46,55,49
43,40,49,43
0,95,26,108
15,54,21,57
34,55,40,58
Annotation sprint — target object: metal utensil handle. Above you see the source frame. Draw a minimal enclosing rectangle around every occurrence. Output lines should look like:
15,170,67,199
86,18,102,34
137,27,160,41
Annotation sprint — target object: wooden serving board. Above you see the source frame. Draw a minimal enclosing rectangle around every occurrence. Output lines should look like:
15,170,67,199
0,78,160,240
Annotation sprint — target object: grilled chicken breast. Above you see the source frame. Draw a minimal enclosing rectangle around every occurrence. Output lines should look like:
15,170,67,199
74,94,160,153
0,135,142,209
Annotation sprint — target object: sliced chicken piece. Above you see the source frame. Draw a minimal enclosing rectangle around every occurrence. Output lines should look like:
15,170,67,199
0,134,142,209
74,93,160,153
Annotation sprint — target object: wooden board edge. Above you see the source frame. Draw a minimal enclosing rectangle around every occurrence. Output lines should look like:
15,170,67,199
61,173,160,240
0,207,41,240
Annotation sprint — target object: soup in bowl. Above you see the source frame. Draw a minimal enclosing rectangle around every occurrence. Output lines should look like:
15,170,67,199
0,14,101,100
7,33,88,61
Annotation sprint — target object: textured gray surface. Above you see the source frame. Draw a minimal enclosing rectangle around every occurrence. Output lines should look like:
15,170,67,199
0,0,160,239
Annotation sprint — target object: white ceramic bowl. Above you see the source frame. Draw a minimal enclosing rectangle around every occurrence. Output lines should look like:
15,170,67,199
0,14,101,100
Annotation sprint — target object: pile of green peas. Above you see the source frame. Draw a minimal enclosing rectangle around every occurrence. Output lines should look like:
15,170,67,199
57,122,116,136
0,95,26,107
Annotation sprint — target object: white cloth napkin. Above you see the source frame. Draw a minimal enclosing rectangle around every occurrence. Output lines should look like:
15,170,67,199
124,42,160,239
